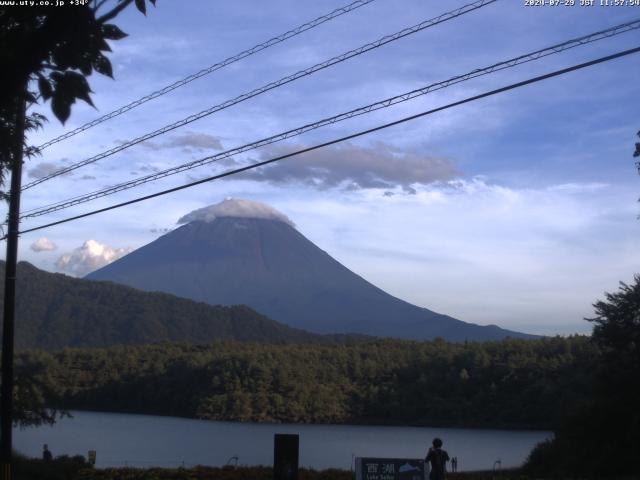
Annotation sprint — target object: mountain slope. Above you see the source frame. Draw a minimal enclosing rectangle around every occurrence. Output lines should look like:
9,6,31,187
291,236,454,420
87,201,535,341
0,261,334,350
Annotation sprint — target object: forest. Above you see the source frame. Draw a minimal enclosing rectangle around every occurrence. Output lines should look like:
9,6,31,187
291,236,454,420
16,335,596,430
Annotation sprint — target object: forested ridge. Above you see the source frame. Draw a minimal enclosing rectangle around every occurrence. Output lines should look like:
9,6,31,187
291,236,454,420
19,336,596,430
0,261,362,349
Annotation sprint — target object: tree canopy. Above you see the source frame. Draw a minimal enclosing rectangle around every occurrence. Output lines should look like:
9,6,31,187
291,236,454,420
526,276,640,477
0,0,156,194
14,335,597,430
0,0,156,427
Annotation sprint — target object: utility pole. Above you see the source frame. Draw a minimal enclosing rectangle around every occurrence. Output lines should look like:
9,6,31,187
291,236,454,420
1,95,26,480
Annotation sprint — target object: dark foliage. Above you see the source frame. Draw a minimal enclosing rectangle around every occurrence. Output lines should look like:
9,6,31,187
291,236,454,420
12,460,528,480
18,336,597,430
12,349,68,427
14,453,91,480
0,0,156,119
73,465,352,480
525,276,640,478
0,0,156,194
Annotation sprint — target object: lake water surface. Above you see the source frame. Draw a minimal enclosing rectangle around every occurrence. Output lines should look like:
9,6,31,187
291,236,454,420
14,411,550,471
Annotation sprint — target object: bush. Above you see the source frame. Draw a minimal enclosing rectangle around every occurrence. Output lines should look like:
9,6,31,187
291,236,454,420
14,453,91,480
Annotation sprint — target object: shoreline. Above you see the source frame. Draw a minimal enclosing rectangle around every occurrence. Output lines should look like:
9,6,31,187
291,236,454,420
54,408,554,433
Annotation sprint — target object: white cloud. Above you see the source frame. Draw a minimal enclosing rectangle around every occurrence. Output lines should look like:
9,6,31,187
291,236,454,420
55,240,132,277
177,197,295,227
30,237,57,252
546,183,609,193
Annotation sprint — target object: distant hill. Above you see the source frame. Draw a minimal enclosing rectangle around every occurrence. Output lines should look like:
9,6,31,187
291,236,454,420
88,198,536,341
0,261,341,350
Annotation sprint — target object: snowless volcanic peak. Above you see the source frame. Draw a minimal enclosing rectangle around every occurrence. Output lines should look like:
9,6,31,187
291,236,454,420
88,197,537,341
177,198,295,227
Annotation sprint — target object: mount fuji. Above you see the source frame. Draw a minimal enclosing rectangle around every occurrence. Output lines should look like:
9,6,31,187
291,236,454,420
87,199,534,341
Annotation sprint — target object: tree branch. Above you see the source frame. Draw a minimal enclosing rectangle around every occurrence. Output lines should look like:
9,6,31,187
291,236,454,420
96,0,135,23
94,0,110,12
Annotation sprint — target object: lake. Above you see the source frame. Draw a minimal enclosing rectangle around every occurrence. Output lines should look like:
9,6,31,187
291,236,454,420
14,411,550,471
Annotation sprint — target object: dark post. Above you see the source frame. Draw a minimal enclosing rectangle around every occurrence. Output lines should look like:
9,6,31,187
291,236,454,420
274,434,299,480
1,96,26,480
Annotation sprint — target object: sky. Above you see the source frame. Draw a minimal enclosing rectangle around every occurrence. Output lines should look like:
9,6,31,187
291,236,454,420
4,0,640,335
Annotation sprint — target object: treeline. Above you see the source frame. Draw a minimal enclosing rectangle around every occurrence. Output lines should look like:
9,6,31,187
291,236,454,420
18,336,597,430
523,276,640,477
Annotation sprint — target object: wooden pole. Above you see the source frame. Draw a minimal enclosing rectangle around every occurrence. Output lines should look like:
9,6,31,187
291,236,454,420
1,95,26,480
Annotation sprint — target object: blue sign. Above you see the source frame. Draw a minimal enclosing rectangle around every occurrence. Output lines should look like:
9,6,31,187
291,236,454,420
356,457,424,480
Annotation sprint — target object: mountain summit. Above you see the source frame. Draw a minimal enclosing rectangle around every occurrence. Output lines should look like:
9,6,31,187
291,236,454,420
87,199,534,341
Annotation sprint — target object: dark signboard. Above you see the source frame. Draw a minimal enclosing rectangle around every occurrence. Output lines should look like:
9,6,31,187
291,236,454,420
356,457,425,480
274,434,299,480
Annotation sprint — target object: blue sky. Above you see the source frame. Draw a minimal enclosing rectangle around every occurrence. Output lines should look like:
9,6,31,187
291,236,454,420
5,0,640,335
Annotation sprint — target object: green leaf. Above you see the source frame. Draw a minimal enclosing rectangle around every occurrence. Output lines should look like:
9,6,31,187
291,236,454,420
49,71,64,83
92,53,113,78
37,77,53,100
63,72,95,107
24,90,37,104
51,95,72,124
50,72,95,109
78,53,93,76
135,0,146,15
51,46,73,71
102,23,128,40
99,38,113,52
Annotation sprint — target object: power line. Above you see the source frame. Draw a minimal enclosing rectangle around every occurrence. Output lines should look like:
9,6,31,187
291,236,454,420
35,0,377,151
11,45,640,239
20,19,640,220
22,0,497,191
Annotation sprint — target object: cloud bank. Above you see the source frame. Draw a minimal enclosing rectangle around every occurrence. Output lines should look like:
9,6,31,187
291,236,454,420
137,132,223,152
240,142,457,190
28,161,70,180
167,132,223,150
56,240,132,277
177,198,295,227
300,177,637,335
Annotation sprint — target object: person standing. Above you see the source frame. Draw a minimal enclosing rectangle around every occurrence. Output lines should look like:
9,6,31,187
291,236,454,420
425,438,450,480
42,444,52,461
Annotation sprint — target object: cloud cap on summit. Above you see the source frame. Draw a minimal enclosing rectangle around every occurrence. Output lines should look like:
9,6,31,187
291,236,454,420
177,198,295,227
